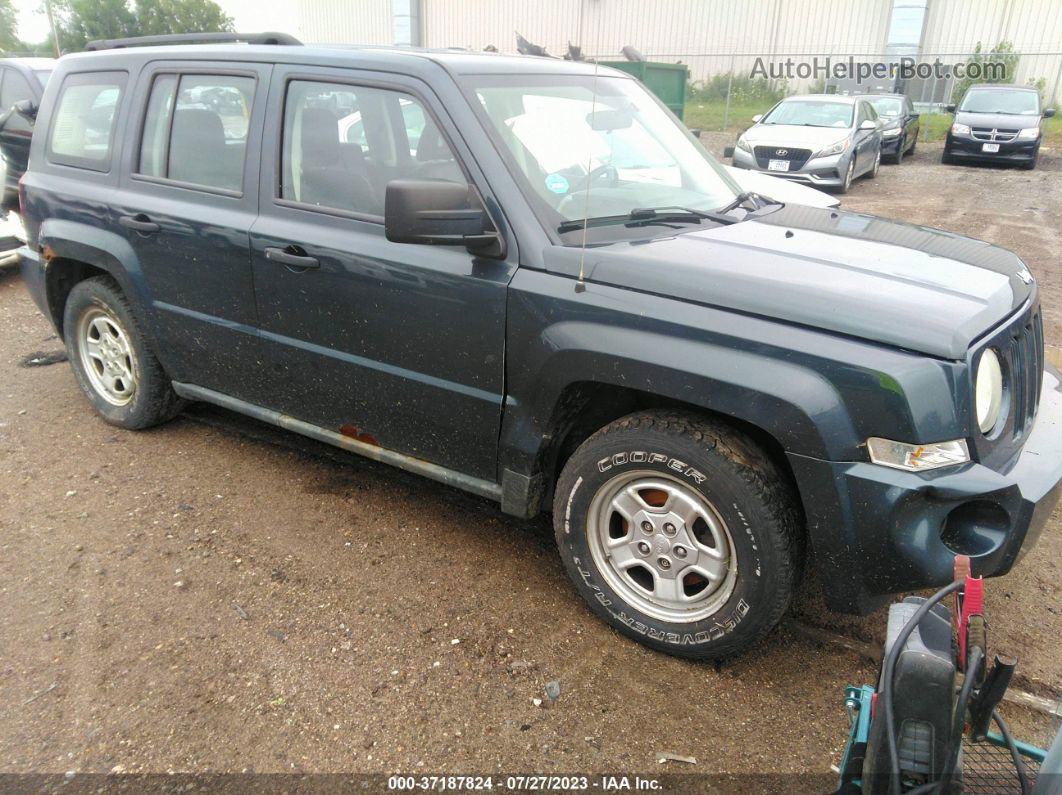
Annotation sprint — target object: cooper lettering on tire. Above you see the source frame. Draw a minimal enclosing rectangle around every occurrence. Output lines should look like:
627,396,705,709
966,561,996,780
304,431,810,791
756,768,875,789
553,410,803,660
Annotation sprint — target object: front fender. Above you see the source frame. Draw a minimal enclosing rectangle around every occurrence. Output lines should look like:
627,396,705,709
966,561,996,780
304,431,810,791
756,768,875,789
502,269,964,481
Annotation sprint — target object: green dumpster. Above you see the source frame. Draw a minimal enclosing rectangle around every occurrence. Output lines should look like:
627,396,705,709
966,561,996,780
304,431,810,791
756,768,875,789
598,60,689,120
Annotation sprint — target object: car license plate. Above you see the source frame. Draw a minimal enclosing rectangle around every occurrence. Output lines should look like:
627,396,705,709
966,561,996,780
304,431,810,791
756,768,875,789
982,143,1000,153
767,159,790,172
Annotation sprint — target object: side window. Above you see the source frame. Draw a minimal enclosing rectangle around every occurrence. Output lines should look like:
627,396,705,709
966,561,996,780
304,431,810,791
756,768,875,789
137,73,255,193
281,80,464,217
1,69,35,133
47,72,126,171
865,103,878,121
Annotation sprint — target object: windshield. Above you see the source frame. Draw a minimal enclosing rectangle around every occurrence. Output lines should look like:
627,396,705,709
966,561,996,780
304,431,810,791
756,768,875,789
760,100,854,128
464,74,741,238
869,97,903,117
959,88,1040,115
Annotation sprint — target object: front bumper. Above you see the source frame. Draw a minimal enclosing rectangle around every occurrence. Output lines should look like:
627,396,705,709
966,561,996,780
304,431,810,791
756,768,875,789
789,364,1062,614
731,146,848,187
945,133,1039,163
880,133,904,154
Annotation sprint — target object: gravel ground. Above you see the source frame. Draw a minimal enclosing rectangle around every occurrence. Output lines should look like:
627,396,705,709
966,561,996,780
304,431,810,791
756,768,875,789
0,141,1059,781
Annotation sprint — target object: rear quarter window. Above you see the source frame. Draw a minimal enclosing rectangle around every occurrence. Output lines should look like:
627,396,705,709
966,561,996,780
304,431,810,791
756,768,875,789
47,71,127,172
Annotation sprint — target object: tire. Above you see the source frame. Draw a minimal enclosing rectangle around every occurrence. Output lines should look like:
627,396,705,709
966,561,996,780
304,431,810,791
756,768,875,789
1021,153,1038,170
835,157,855,194
907,136,916,155
891,139,904,165
866,148,881,178
941,148,954,165
553,410,803,661
63,276,183,429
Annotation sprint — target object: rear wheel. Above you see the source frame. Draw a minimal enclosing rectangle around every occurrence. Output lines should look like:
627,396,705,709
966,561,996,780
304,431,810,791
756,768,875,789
553,411,803,660
63,276,183,429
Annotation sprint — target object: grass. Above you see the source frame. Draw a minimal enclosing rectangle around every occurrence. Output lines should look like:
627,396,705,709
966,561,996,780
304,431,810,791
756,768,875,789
684,100,1062,146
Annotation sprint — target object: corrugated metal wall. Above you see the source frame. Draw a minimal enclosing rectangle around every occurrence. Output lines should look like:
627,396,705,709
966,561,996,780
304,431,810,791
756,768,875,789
297,0,1062,100
298,0,393,45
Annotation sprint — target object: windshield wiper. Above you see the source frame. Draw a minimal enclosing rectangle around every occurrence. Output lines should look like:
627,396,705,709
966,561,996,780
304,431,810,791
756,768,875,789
557,206,739,234
714,191,766,214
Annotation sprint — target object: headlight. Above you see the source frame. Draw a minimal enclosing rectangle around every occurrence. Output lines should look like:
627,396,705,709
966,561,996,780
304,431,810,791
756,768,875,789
814,138,850,158
867,438,971,472
736,135,752,153
951,122,972,136
1017,127,1040,140
882,126,902,137
975,348,1005,434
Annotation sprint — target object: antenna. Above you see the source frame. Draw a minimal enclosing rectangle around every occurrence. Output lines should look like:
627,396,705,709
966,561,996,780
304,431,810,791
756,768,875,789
575,58,600,294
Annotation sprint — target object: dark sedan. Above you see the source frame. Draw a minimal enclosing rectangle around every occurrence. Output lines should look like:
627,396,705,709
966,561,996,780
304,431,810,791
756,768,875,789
866,93,920,164
942,84,1054,170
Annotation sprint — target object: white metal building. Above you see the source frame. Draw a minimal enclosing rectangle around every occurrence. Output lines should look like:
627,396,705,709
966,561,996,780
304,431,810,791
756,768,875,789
249,0,1062,101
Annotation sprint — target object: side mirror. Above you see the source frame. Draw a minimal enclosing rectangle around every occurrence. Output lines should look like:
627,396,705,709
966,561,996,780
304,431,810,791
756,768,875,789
751,114,763,123
14,99,38,122
384,180,503,257
945,104,956,113
1045,108,1056,118
859,119,877,130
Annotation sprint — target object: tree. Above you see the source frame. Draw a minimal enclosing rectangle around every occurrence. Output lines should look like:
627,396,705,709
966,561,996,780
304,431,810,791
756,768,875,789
953,41,1020,100
136,0,233,36
1,0,21,52
48,0,137,50
41,0,233,52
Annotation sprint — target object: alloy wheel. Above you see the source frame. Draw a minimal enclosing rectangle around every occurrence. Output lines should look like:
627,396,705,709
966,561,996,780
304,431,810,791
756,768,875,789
77,307,139,406
586,471,738,623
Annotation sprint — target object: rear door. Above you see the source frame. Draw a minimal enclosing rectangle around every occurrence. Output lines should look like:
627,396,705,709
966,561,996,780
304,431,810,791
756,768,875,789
114,61,270,399
0,66,38,201
247,66,516,479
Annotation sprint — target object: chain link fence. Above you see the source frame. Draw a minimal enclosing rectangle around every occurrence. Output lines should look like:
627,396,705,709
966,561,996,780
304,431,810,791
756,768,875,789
591,49,1062,144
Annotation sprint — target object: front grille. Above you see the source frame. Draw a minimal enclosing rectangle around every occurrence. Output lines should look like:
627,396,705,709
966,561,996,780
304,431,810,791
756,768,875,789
969,302,1044,470
1010,308,1044,440
753,146,811,170
971,127,1019,142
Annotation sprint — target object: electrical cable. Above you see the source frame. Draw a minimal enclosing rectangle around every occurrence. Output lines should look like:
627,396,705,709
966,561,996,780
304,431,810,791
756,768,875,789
882,579,964,795
992,710,1031,795
938,646,984,792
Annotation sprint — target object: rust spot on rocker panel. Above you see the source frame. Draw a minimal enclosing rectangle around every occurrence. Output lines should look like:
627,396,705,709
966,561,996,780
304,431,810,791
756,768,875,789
339,424,379,447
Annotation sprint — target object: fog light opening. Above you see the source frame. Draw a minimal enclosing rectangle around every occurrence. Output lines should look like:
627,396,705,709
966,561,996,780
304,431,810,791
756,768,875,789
941,501,1010,557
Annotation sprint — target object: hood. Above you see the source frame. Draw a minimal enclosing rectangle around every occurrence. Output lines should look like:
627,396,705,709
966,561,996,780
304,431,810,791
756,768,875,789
954,110,1041,129
740,123,852,149
544,204,1034,359
722,165,839,209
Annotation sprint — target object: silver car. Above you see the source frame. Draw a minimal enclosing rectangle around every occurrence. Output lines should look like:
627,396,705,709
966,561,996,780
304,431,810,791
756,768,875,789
732,95,883,194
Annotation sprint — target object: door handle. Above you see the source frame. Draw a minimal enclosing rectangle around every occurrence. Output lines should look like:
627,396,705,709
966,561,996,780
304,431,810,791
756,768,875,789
265,246,319,270
119,214,160,233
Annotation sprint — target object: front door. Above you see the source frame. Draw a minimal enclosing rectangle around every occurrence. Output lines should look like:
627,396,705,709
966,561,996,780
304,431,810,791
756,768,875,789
114,62,271,399
248,67,516,480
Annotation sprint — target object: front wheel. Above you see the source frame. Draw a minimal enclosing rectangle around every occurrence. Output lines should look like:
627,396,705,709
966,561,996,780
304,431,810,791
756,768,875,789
866,148,881,178
835,157,855,194
553,411,803,660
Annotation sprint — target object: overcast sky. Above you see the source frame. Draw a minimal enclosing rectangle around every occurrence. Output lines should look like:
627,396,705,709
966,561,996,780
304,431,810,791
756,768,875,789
12,0,298,45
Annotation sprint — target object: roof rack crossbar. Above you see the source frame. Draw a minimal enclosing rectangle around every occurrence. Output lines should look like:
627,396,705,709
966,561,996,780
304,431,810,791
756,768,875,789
84,32,302,51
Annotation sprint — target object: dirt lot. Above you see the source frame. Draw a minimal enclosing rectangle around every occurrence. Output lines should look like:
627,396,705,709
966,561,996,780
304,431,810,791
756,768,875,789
1,141,1060,784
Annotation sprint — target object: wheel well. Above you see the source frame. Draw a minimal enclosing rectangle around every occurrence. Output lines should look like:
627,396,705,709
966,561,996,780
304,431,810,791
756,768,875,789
44,258,109,338
540,382,799,509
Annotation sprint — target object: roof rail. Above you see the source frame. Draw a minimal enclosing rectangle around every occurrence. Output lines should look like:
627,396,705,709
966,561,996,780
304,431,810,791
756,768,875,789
84,32,302,51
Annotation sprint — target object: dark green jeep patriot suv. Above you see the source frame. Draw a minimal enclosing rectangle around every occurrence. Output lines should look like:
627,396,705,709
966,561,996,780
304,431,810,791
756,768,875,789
17,34,1062,659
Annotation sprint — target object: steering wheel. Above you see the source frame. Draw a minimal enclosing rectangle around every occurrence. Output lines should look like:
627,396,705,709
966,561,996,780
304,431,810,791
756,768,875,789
570,163,620,193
